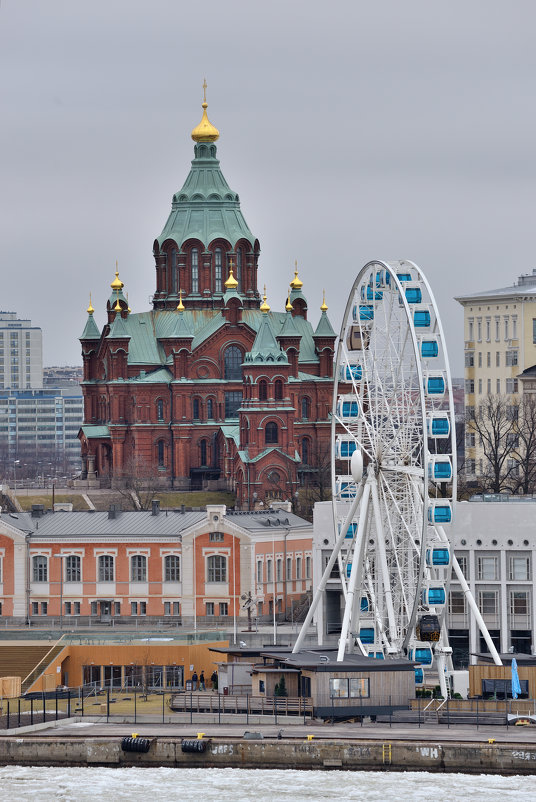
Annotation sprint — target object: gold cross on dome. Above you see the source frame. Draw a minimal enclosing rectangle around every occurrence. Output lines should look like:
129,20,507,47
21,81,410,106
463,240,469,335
202,78,207,102
229,258,234,270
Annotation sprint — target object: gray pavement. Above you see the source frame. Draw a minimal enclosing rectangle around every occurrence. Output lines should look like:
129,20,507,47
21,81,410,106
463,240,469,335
22,718,536,744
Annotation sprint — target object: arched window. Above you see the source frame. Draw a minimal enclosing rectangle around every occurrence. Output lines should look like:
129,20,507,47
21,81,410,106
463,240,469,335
236,248,242,292
215,248,222,292
171,248,178,293
301,397,311,419
207,398,214,419
157,439,165,467
274,380,283,400
193,398,200,420
265,422,278,444
259,380,268,401
302,438,310,465
224,346,242,380
191,248,199,293
131,555,147,582
200,439,207,466
242,419,249,445
32,555,48,582
207,554,227,583
65,555,81,583
157,399,164,420
164,555,180,582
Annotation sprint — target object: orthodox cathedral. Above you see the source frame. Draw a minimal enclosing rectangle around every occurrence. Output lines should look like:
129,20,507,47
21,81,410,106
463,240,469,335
78,89,337,507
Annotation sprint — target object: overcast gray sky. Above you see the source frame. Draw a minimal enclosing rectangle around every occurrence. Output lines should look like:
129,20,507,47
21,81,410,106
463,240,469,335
1,0,535,374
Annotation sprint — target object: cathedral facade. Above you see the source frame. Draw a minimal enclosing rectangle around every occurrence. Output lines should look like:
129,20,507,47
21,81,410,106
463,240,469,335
78,93,336,507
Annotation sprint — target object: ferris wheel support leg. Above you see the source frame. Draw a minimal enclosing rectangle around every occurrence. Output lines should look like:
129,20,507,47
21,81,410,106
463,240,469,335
337,482,372,662
435,651,450,700
452,553,503,667
370,478,398,645
292,484,365,654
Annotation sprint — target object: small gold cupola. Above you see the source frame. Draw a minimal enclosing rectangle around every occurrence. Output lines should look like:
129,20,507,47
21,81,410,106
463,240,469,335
87,293,95,315
177,289,185,311
320,290,328,311
191,79,220,143
225,258,239,290
111,262,124,292
290,260,303,290
285,291,293,312
260,285,270,314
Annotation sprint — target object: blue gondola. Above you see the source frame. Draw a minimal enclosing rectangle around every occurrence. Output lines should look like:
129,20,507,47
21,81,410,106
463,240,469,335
345,522,358,539
428,459,452,482
340,400,359,418
428,502,452,524
339,481,357,499
405,286,422,304
413,646,433,665
365,286,383,301
373,651,385,660
360,596,369,612
427,415,450,438
414,310,431,328
414,667,424,683
346,563,352,578
421,340,439,358
342,364,362,381
375,270,385,288
358,305,374,321
337,438,357,458
426,375,445,395
426,547,450,567
360,628,375,644
397,273,412,282
422,587,446,606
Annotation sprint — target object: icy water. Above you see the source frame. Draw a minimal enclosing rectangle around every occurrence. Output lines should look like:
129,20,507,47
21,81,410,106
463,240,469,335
0,767,534,802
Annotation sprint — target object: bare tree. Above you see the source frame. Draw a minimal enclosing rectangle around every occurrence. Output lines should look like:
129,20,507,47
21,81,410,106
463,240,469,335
115,456,162,510
466,395,517,493
511,396,536,495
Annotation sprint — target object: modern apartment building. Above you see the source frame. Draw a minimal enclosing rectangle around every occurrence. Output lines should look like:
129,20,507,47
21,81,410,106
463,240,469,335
0,387,83,475
455,269,536,476
0,311,43,390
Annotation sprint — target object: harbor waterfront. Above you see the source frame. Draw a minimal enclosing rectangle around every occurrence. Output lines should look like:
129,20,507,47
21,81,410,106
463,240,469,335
0,766,534,801
2,719,536,775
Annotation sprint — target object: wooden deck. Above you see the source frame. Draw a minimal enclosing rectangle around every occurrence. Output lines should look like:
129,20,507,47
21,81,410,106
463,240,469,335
170,692,313,717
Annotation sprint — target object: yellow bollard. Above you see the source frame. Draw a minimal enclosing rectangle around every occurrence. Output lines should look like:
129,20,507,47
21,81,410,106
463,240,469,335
197,732,205,739
488,738,495,744
306,734,314,741
132,733,139,739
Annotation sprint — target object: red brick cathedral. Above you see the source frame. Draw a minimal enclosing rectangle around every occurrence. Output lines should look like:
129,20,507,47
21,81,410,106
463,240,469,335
78,91,336,507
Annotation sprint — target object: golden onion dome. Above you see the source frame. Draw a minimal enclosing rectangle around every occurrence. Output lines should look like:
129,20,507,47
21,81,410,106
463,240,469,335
87,293,95,315
113,296,122,312
290,261,303,290
177,289,185,311
191,79,220,143
285,292,293,312
111,264,124,291
225,260,239,290
320,289,328,312
260,286,270,314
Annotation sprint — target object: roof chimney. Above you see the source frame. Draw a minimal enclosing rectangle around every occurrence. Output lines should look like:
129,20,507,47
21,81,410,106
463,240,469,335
31,504,45,519
152,499,160,516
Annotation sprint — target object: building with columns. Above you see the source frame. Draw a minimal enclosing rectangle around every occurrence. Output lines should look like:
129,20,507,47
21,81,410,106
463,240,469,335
77,92,337,505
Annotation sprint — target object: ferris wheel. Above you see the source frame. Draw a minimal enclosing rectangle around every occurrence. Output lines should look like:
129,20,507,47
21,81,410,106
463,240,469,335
294,260,502,697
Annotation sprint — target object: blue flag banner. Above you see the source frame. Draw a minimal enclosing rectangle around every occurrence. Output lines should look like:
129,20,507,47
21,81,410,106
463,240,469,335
511,657,522,700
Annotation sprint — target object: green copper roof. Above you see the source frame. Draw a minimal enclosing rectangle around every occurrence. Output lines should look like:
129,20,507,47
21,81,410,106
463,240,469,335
81,424,110,438
279,309,301,338
244,313,288,365
80,314,101,341
314,310,336,337
157,142,256,249
169,310,194,339
107,313,131,340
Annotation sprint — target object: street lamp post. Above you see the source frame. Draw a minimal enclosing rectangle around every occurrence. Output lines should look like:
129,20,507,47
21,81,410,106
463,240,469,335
13,459,20,490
